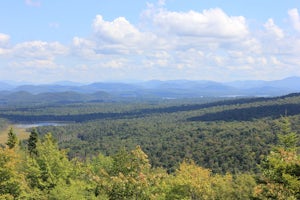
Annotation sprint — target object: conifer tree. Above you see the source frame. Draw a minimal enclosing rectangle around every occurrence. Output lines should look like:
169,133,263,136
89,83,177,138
6,127,17,149
27,128,38,156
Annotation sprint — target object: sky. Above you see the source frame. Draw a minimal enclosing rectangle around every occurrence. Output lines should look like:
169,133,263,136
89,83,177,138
0,0,300,83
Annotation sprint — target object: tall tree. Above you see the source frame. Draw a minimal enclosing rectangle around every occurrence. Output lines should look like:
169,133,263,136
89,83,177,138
27,128,38,156
25,133,78,198
6,128,17,149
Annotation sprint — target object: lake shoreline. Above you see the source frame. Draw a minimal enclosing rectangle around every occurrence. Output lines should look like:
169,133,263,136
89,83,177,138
15,122,69,129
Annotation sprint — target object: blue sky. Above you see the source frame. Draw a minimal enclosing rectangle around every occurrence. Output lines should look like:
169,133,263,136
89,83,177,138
0,0,300,83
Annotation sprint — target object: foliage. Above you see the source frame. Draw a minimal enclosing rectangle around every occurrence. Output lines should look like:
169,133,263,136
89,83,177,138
25,133,73,192
254,117,300,200
164,160,256,200
0,125,298,199
0,147,27,199
93,146,167,199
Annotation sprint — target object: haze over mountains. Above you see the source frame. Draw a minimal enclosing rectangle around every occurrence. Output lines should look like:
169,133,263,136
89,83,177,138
0,77,299,103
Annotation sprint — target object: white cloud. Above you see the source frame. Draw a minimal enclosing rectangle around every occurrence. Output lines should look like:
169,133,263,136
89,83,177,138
145,51,171,67
264,18,284,39
72,37,99,59
102,59,127,69
152,8,249,39
3,41,69,77
93,15,156,47
288,8,300,32
91,15,159,55
93,15,141,44
142,7,257,59
73,37,92,47
13,41,68,59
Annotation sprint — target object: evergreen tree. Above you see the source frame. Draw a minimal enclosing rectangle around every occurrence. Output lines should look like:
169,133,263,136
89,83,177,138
276,117,298,150
27,128,38,156
6,128,17,149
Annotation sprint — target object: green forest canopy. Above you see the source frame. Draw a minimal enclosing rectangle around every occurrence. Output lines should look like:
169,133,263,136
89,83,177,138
0,116,299,199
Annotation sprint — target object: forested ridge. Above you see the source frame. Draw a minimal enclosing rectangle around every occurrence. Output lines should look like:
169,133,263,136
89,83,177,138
0,94,300,199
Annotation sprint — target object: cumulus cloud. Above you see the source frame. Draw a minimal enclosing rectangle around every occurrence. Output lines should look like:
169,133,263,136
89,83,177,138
93,15,158,46
288,8,300,32
72,37,99,59
152,8,249,39
93,15,141,44
102,59,127,69
13,41,68,59
264,18,284,39
4,41,69,76
91,15,159,55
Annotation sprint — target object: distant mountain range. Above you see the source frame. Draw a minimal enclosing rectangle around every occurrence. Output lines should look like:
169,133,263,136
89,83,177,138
0,77,300,103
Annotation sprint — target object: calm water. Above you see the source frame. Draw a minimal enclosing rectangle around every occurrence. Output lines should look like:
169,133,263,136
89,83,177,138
15,122,67,129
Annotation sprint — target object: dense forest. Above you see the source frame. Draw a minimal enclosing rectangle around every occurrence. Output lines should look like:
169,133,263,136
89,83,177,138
26,93,300,173
0,116,299,199
0,93,300,199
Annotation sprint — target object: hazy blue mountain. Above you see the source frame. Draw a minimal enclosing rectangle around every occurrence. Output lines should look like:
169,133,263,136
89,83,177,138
225,80,267,89
267,76,300,91
52,81,86,86
79,82,142,93
13,85,79,94
0,76,299,99
140,80,238,98
0,91,112,105
224,76,300,96
0,82,15,91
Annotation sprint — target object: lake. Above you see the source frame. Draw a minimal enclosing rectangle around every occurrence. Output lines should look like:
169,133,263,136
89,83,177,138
15,122,67,129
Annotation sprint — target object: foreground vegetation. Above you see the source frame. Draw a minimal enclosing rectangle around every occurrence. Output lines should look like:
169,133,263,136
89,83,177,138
1,117,299,199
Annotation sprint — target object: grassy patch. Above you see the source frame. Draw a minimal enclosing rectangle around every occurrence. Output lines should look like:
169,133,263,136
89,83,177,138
0,125,30,145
